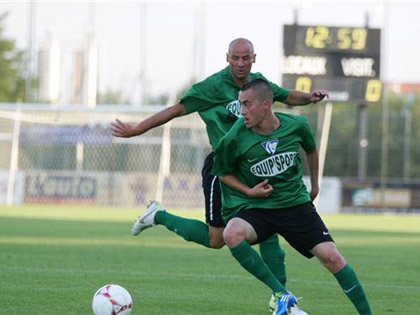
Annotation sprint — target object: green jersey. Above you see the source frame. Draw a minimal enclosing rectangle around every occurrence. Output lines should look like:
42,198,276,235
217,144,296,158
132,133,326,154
212,113,316,222
180,66,289,151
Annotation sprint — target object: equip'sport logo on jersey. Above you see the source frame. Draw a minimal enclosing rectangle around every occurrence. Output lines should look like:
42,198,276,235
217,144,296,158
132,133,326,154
250,152,297,177
226,100,242,118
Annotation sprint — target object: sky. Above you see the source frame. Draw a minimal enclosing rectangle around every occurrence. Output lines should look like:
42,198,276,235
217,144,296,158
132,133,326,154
1,0,420,105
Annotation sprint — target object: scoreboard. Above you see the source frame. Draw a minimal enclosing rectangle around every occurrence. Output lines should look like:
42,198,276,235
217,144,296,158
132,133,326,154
282,24,382,103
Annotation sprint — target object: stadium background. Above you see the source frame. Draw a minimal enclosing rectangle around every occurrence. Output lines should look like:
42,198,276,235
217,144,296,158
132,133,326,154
0,2,420,211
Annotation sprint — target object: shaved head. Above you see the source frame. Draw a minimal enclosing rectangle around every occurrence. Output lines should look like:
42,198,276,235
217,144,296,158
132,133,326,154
228,38,255,55
226,38,256,86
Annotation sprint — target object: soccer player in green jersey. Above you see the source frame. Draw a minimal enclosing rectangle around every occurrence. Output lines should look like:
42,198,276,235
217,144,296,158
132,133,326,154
111,38,328,314
213,78,372,315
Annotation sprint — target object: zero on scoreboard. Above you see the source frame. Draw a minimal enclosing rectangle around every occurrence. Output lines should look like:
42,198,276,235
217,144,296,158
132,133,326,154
282,24,381,103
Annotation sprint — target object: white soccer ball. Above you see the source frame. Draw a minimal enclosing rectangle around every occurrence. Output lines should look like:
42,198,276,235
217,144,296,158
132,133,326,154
92,284,133,315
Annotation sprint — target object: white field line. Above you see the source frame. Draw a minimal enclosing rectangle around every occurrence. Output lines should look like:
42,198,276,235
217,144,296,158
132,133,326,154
1,265,420,291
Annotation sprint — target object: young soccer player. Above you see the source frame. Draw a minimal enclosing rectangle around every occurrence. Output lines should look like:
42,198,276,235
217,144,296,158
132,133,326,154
213,78,371,315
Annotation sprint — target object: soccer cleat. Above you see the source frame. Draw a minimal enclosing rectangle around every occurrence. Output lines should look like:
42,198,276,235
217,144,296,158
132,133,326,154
270,294,307,314
272,292,298,315
131,201,166,236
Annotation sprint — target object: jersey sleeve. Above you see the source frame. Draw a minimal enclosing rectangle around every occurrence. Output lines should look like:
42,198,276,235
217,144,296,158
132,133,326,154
212,122,242,176
180,77,220,114
270,82,289,103
300,117,317,152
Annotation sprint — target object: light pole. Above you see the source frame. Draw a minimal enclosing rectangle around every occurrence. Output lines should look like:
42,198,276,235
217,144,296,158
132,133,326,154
26,1,36,102
403,94,414,181
379,1,389,209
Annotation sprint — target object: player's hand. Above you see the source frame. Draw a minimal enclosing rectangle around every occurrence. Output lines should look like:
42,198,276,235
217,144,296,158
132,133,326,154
110,119,139,138
247,179,273,198
310,90,329,104
310,185,319,201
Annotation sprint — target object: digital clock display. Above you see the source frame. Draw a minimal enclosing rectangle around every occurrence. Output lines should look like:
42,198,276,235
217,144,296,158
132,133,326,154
284,25,381,55
301,26,369,52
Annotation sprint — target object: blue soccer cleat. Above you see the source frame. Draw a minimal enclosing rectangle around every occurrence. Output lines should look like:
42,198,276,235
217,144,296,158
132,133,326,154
270,293,308,314
272,292,299,315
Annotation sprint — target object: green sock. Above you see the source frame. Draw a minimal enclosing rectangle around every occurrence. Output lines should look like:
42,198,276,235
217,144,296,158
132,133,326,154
259,234,287,287
230,240,286,294
154,211,210,248
334,263,372,315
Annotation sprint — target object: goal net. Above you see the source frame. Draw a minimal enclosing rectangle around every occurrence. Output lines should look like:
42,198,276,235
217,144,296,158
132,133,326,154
0,104,211,209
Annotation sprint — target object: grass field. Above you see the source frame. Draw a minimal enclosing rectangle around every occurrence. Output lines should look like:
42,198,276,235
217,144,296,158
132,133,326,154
1,205,420,314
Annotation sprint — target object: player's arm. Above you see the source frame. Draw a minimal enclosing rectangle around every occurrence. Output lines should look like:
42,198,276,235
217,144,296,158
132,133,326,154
213,123,272,198
219,174,273,198
305,148,320,201
111,102,186,138
283,89,329,106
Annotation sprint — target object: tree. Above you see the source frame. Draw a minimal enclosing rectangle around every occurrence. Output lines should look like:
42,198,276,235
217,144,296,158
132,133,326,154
97,87,125,105
0,12,25,102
